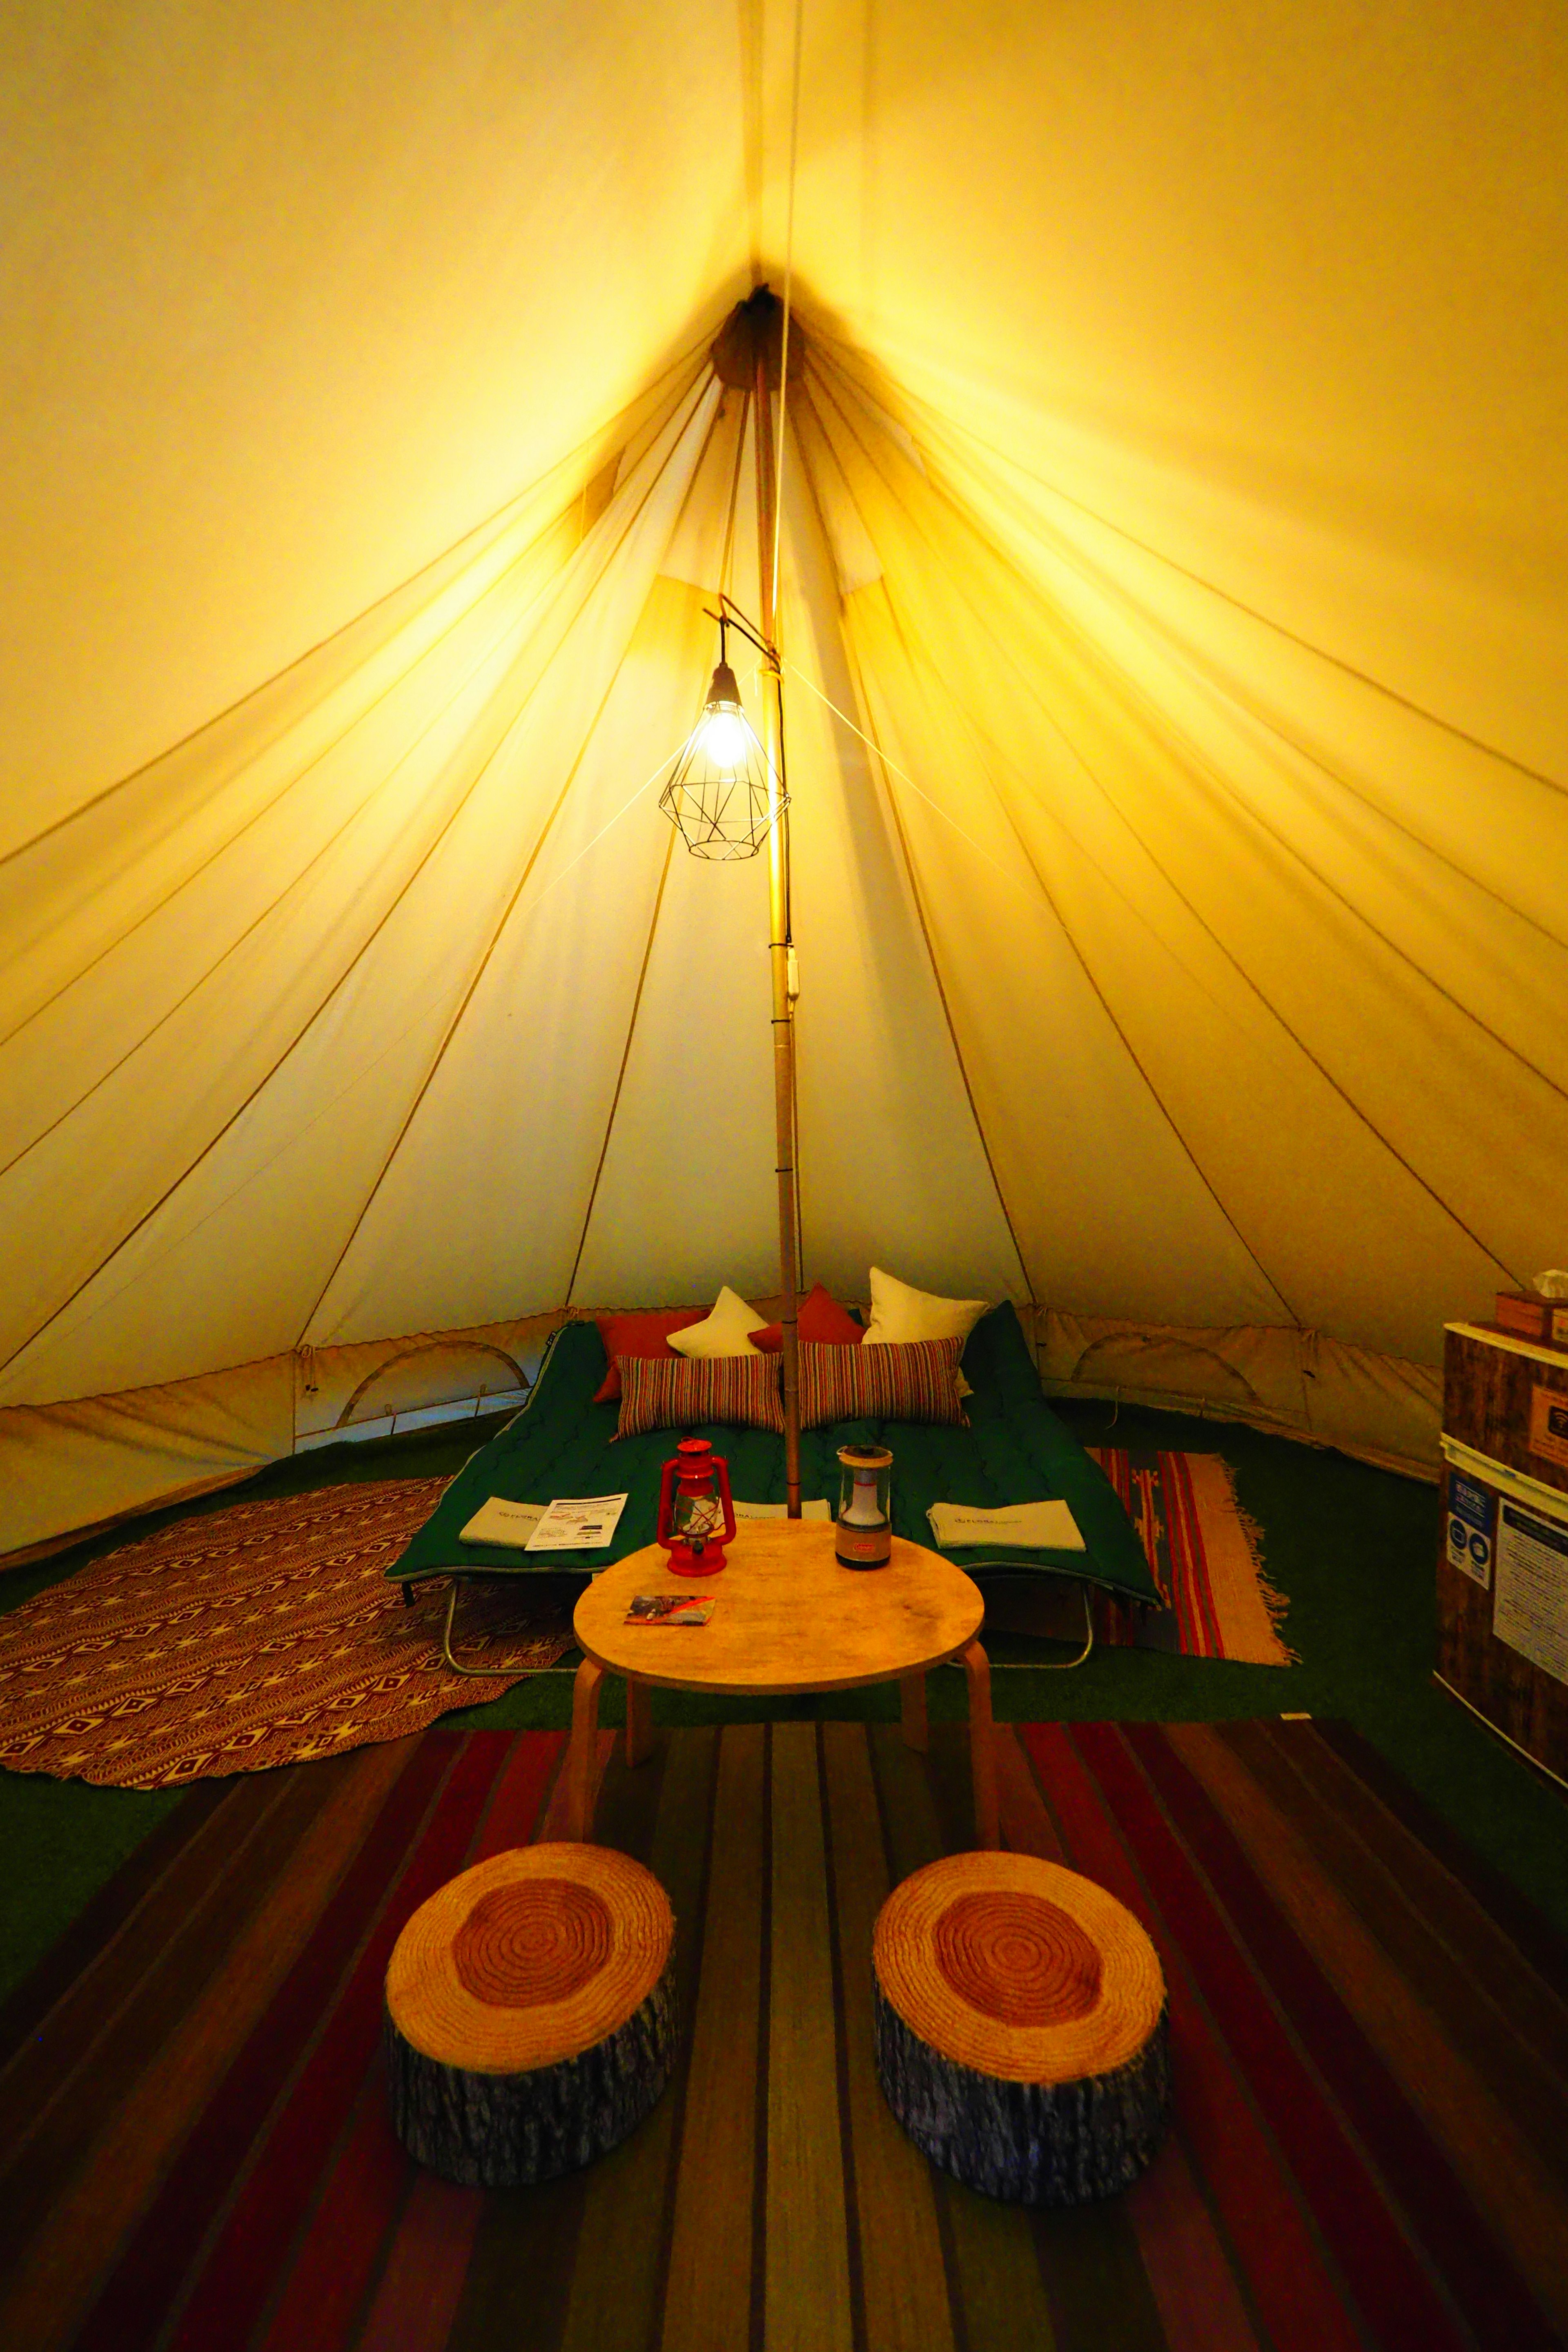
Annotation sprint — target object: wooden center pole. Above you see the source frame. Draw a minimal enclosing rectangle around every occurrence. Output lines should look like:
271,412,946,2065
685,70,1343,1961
753,329,802,1517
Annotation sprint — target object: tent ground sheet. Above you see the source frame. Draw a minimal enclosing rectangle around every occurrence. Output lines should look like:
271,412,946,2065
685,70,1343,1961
1,1717,1563,2351
388,1304,1159,1609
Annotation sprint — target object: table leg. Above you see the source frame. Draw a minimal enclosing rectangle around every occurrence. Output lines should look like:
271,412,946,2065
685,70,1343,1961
565,1659,605,1840
961,1637,1000,1851
624,1675,654,1767
900,1671,929,1753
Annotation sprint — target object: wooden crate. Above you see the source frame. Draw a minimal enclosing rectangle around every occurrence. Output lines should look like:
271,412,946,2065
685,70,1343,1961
1493,1291,1568,1350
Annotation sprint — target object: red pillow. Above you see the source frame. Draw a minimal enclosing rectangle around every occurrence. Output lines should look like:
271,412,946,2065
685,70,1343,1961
592,1308,706,1403
749,1281,863,1353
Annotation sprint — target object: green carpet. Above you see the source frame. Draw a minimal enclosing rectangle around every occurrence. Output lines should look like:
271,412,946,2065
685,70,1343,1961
3,1398,1565,1997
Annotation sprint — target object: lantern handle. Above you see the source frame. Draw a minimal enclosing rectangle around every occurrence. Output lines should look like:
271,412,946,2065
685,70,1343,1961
709,1452,738,1549
655,1455,680,1554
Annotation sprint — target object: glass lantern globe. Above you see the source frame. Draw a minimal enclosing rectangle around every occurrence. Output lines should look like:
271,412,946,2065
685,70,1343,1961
835,1442,893,1569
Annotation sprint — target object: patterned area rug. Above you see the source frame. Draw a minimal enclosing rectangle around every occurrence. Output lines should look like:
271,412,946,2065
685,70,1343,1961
1089,1448,1292,1664
0,1482,570,1788
2,1720,1561,2351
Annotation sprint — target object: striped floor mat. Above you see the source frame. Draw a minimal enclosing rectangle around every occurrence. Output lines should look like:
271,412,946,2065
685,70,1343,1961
1089,1449,1292,1664
2,1719,1564,2350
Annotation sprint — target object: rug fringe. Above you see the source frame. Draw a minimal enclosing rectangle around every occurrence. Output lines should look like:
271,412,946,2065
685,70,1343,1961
1213,1463,1298,1665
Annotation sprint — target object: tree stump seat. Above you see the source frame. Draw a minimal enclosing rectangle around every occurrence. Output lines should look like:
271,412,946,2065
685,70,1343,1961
872,1850,1170,2205
384,1842,677,2188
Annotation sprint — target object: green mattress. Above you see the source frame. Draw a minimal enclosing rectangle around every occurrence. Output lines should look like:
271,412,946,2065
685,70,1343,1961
386,1305,1159,1609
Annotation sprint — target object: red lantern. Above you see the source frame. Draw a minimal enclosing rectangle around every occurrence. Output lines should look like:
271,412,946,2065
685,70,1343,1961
656,1437,737,1575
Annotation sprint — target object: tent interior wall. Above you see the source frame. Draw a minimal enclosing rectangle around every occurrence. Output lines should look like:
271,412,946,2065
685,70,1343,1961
3,0,1565,1560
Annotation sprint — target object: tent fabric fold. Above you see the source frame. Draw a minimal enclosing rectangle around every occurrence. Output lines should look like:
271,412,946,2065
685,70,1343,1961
4,0,1564,1552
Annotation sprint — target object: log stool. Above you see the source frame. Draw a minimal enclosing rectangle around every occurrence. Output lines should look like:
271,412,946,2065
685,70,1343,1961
384,1842,677,2188
872,1851,1169,2205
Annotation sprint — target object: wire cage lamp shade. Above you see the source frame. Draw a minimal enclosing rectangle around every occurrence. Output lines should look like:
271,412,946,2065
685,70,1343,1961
659,643,786,861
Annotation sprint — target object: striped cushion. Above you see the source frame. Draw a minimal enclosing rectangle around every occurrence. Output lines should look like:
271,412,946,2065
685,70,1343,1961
799,1336,969,1430
615,1351,784,1439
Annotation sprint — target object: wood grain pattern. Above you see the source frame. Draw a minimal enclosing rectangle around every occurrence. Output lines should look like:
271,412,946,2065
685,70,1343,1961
962,1638,1001,1849
388,1844,670,2073
1167,1722,1568,2337
565,1661,605,1840
1443,1327,1568,1492
821,1722,957,2352
1437,1333,1568,1777
867,1726,1060,2348
659,1725,766,2352
385,1843,677,2191
558,1728,716,2352
574,1520,983,1695
16,1720,1567,2352
766,1724,854,2352
0,1742,413,2352
571,1523,996,1857
876,1853,1166,2084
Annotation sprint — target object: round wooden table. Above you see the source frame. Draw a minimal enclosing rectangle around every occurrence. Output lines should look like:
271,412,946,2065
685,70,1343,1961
566,1518,998,1847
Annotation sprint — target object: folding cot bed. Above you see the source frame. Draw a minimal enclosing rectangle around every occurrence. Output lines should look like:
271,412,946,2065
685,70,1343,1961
387,1304,1160,1659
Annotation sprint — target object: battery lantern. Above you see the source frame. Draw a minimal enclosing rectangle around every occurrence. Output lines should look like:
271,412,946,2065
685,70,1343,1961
656,1437,737,1575
835,1442,893,1568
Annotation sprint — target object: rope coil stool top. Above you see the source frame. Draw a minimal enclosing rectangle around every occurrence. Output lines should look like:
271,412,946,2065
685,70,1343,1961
387,1843,674,2076
874,1851,1163,2085
871,1849,1170,2205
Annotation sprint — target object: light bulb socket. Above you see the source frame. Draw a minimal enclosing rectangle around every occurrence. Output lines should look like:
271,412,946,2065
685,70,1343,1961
706,661,743,710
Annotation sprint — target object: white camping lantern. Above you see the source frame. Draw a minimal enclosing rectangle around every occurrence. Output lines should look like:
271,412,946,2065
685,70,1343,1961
835,1442,893,1569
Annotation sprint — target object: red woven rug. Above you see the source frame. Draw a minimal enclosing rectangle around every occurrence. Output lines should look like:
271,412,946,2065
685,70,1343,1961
1089,1448,1292,1664
0,1482,570,1789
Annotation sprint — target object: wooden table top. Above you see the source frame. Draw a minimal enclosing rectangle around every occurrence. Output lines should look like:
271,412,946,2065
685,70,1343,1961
572,1518,984,1696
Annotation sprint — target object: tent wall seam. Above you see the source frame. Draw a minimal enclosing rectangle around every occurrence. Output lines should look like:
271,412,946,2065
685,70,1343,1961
992,487,1568,953
805,364,1528,1286
839,346,1568,952
768,0,804,633
0,378,714,1381
0,519,599,1154
291,379,733,1341
561,370,751,1309
780,379,1025,1300
837,647,1035,1318
286,654,641,1346
0,498,584,1059
800,372,1299,1318
812,335,1566,800
875,582,1526,1293
835,590,1294,1325
791,441,1036,1319
1094,633,1568,1107
562,826,679,1309
1,351,713,873
832,352,1568,986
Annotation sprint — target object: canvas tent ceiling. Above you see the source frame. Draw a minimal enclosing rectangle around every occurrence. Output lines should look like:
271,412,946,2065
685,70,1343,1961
3,0,1565,1554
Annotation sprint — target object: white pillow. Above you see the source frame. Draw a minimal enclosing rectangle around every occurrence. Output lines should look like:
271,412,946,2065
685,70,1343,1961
668,1284,767,1360
862,1267,989,1348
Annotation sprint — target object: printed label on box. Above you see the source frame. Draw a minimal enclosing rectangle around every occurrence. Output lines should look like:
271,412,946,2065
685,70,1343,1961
1494,1499,1568,1685
1447,1473,1494,1589
1528,1385,1568,1472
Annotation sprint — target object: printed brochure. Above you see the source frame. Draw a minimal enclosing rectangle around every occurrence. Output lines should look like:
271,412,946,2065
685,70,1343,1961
625,1593,715,1626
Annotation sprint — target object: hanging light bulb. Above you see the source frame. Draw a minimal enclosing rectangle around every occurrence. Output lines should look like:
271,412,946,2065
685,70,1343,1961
659,618,784,860
691,662,750,772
